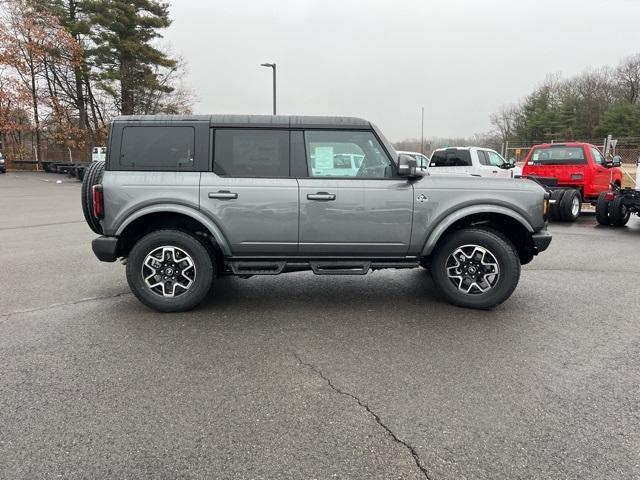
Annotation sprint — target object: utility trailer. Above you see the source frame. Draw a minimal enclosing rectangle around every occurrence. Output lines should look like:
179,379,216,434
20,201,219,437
41,161,72,173
42,161,92,181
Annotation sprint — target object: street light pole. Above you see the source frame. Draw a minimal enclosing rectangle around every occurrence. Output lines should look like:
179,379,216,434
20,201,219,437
420,106,424,156
260,63,276,115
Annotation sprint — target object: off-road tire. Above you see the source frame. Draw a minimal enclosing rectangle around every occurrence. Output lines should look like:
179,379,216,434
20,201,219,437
81,161,105,234
431,228,521,309
126,229,215,312
595,192,611,225
610,196,631,227
559,189,581,222
549,189,565,221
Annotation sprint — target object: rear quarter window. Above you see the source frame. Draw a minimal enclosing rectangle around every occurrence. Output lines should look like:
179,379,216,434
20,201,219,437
119,126,195,170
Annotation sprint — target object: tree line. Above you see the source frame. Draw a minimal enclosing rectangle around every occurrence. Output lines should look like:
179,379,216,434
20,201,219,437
0,0,193,163
490,53,640,144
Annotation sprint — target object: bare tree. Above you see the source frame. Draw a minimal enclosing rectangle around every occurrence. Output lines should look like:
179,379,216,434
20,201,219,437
489,104,519,144
134,55,196,115
615,53,640,104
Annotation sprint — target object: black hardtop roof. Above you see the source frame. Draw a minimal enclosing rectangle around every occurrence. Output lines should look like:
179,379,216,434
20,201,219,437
113,114,372,129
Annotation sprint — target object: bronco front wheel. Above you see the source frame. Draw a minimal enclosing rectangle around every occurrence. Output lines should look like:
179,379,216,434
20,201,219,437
431,228,521,309
126,230,214,312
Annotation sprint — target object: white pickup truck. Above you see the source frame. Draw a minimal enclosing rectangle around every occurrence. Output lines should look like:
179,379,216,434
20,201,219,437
428,147,521,178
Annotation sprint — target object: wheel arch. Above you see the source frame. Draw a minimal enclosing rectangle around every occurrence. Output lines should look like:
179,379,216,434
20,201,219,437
115,205,231,259
422,206,536,265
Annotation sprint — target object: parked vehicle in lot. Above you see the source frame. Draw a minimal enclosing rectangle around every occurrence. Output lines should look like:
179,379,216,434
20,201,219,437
522,142,623,222
596,158,640,226
0,152,6,173
43,146,108,180
428,147,521,178
397,150,429,170
82,115,551,312
92,146,106,162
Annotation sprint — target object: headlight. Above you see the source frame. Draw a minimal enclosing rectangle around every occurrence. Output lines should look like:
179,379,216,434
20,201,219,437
0,159,5,164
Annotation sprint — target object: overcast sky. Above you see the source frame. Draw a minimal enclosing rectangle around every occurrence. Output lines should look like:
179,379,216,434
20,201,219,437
164,0,640,142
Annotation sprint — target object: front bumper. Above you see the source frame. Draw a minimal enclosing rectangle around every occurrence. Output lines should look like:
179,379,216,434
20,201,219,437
531,228,552,252
92,236,118,262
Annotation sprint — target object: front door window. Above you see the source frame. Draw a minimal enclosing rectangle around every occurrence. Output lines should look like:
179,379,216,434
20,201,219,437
304,130,394,178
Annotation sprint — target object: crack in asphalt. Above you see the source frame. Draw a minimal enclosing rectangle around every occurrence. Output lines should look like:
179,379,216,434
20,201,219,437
525,268,638,274
292,351,433,480
0,220,85,231
0,292,132,322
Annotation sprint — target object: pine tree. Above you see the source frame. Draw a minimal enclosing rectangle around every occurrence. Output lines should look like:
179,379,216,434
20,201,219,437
84,0,176,115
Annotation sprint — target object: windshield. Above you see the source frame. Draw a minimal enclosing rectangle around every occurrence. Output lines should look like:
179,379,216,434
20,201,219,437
531,146,586,165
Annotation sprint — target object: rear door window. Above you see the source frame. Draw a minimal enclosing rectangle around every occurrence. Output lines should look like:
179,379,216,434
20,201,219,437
430,150,472,167
214,129,289,178
120,126,195,170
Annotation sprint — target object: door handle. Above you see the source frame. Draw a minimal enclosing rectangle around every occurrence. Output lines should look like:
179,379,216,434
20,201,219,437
208,191,238,200
307,192,336,201
492,170,498,173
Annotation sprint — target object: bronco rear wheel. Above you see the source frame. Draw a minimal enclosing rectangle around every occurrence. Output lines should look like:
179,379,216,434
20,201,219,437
126,229,215,312
431,228,521,309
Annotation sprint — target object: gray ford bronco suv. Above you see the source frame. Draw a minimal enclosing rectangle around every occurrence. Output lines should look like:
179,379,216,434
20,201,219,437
82,115,551,312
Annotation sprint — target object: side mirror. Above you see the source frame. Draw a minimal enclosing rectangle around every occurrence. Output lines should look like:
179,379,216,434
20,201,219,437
508,158,516,166
397,154,418,177
612,155,621,167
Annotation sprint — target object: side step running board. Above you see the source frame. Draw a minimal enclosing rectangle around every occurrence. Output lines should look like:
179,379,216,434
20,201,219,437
225,259,420,275
228,261,286,275
310,261,371,275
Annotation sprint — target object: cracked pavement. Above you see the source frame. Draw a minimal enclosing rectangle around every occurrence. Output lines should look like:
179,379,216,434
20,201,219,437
1,172,640,479
292,351,433,479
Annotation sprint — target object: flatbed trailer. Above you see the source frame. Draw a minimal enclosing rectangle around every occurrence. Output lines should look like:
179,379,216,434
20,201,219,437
41,161,90,180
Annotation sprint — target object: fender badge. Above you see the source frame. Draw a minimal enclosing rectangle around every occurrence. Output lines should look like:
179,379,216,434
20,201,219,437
416,194,428,203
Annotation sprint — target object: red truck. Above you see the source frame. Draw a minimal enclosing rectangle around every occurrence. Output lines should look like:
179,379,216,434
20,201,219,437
521,142,623,222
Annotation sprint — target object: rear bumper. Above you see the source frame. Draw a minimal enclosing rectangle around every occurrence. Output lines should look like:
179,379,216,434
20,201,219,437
531,228,552,252
92,236,119,262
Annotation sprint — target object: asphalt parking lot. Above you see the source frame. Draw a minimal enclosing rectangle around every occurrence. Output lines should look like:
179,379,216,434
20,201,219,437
1,171,639,480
